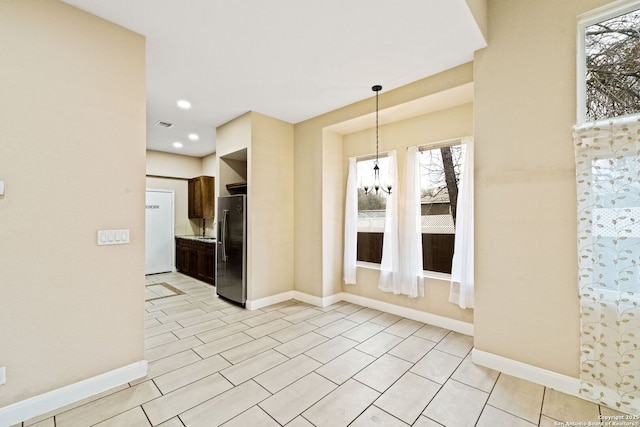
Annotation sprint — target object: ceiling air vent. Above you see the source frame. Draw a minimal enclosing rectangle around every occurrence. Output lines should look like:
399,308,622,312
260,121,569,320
155,121,174,128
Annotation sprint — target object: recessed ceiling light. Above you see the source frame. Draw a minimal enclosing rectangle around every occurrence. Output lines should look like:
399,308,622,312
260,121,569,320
177,100,191,109
173,142,183,148
188,133,199,141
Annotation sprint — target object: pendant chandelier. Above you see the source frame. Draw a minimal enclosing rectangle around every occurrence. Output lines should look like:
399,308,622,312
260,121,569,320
363,84,392,196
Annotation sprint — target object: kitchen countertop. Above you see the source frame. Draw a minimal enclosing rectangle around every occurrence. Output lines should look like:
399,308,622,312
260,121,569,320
176,235,217,243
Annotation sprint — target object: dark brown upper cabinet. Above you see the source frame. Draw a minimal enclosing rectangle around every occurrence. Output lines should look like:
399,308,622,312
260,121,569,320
188,176,215,219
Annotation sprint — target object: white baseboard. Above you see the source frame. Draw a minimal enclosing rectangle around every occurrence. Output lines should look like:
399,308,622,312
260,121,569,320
246,290,344,310
293,291,344,308
473,350,640,415
246,291,294,310
340,292,474,336
0,360,147,427
247,290,473,336
472,349,580,396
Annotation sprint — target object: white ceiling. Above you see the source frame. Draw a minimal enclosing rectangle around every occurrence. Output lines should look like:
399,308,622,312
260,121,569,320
62,0,486,157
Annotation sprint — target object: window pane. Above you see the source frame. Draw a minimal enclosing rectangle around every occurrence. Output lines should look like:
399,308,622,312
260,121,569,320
585,8,640,121
357,157,389,231
420,144,464,273
356,156,390,263
590,155,640,293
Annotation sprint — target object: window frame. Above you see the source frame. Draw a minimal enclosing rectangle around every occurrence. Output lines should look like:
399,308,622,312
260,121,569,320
356,259,452,282
355,153,392,265
577,0,640,123
418,139,465,276
351,138,470,283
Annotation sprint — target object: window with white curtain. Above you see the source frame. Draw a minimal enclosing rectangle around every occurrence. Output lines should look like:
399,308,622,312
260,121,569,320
419,142,464,274
575,1,640,412
344,142,472,303
356,156,391,264
578,2,640,123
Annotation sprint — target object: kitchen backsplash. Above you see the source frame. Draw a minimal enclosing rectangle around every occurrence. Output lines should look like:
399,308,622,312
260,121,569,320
173,218,216,237
187,217,216,237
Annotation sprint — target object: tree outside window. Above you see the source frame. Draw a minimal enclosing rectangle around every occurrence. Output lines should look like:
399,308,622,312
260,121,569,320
419,144,464,274
585,7,640,122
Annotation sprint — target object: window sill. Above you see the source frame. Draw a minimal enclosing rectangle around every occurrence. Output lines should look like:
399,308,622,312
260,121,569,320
355,261,451,283
356,261,383,270
422,270,452,282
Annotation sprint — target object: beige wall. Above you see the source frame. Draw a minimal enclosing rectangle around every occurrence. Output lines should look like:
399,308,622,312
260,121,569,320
146,150,202,179
340,104,474,324
321,130,345,298
248,113,295,300
0,0,146,407
216,113,251,158
473,0,615,377
293,118,325,296
201,153,218,176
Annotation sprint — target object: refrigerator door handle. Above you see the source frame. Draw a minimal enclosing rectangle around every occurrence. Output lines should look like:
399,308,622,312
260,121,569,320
221,209,229,261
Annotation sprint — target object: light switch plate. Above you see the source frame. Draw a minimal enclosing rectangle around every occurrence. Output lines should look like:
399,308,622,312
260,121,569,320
97,229,130,245
0,181,4,196
0,367,6,386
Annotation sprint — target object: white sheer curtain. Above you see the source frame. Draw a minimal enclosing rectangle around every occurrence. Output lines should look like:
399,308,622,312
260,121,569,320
574,114,640,414
395,146,424,297
449,137,474,309
343,157,357,285
378,150,399,293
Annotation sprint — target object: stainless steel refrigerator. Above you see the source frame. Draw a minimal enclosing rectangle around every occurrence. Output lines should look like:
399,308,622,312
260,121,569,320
216,195,247,306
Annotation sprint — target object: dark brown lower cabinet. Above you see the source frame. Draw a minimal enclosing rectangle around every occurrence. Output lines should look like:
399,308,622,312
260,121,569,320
176,239,190,272
176,238,215,285
205,244,215,284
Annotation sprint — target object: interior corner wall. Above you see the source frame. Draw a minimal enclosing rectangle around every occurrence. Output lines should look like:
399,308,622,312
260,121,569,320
293,120,325,297
473,0,615,377
321,130,345,298
465,0,488,41
216,113,252,159
0,0,146,409
248,112,295,300
215,112,294,302
201,153,218,177
294,63,474,300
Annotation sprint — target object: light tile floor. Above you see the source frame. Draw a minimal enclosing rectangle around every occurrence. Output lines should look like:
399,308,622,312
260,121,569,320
16,272,626,427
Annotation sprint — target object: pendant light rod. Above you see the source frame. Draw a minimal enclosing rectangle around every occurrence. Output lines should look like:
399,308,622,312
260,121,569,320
373,85,381,166
363,84,391,196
